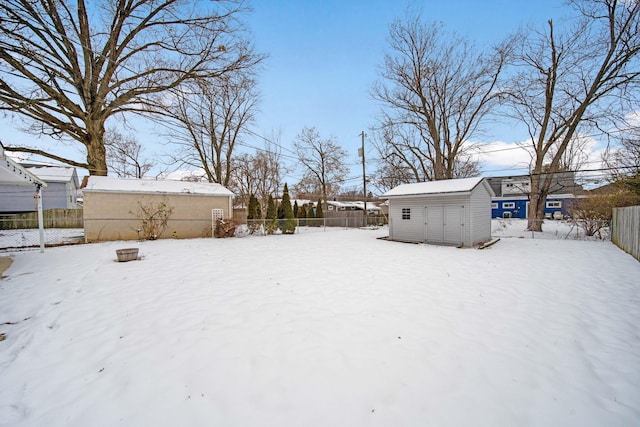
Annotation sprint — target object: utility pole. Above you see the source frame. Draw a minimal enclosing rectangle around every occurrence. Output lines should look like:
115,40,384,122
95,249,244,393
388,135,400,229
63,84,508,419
359,131,367,227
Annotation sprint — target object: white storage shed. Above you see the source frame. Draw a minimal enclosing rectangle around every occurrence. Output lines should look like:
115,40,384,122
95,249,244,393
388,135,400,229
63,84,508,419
383,177,495,247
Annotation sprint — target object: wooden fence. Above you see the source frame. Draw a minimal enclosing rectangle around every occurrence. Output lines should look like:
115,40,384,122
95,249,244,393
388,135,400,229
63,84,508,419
0,209,83,229
612,205,640,261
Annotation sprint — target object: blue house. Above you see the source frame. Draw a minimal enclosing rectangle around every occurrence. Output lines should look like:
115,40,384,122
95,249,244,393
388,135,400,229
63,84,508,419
486,174,582,219
491,196,576,219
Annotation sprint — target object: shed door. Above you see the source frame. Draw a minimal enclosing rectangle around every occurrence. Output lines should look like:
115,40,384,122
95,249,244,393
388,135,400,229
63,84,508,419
425,205,465,245
444,205,464,245
425,206,444,243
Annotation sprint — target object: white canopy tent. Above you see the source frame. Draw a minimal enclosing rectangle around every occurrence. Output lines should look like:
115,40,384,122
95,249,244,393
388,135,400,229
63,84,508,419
0,142,47,252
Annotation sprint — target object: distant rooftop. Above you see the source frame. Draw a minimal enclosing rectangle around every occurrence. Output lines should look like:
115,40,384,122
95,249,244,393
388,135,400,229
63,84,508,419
26,165,77,184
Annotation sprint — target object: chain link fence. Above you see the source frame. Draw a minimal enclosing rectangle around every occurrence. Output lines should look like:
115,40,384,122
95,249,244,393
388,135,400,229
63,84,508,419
491,217,610,240
1,214,608,249
241,216,387,236
0,216,85,250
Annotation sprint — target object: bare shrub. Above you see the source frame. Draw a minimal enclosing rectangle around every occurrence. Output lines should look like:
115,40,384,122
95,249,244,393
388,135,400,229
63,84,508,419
131,199,174,240
570,191,640,238
214,219,236,238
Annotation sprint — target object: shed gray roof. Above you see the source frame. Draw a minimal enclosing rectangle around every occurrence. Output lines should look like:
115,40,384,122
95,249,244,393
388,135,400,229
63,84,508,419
383,177,495,197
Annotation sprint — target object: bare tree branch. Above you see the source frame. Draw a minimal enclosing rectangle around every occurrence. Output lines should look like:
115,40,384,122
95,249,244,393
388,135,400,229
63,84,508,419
504,0,640,231
105,129,153,178
158,69,261,186
293,127,349,208
371,13,512,182
0,0,262,175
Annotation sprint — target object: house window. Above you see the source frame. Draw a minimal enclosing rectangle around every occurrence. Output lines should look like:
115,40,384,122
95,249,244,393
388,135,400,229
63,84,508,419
502,202,515,209
546,201,562,208
491,203,498,209
402,208,411,220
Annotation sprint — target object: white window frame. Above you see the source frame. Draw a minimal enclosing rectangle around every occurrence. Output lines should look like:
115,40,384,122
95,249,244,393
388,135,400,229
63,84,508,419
491,203,498,209
401,208,411,220
502,202,515,209
546,201,562,209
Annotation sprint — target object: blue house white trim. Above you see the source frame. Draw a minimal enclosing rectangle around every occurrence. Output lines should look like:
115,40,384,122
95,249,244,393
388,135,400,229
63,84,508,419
491,194,578,219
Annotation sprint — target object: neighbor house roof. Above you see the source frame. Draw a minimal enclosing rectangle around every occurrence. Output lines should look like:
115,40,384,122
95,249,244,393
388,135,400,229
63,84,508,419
326,200,381,211
382,177,494,197
83,176,234,196
26,165,79,186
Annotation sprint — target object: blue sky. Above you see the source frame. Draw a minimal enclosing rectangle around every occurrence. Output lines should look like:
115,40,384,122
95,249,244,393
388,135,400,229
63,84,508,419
244,0,570,188
2,0,580,191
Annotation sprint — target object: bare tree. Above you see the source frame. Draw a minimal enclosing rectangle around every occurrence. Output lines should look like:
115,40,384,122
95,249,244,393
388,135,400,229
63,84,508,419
232,153,256,207
604,125,640,193
570,190,640,237
369,127,416,194
0,0,260,175
230,140,284,211
504,0,640,231
293,127,349,208
371,13,511,181
292,174,324,200
161,69,261,186
370,124,481,192
105,129,152,178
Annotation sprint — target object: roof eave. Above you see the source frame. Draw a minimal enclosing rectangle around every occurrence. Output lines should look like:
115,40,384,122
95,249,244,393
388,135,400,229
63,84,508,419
386,190,474,198
83,188,234,197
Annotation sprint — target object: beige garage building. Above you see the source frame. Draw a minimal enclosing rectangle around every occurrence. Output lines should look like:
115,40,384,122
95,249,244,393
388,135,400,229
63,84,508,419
83,176,234,242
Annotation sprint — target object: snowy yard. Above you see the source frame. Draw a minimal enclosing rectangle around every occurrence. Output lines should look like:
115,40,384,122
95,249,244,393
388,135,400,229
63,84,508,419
1,220,639,426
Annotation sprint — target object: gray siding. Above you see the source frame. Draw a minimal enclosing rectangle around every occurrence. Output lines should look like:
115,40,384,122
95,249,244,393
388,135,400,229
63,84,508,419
390,195,470,244
0,181,78,213
470,186,492,245
389,198,425,242
42,182,77,209
0,184,39,213
387,182,493,246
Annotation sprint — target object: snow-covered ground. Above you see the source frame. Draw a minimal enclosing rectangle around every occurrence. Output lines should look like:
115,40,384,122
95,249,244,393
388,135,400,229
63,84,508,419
1,220,639,426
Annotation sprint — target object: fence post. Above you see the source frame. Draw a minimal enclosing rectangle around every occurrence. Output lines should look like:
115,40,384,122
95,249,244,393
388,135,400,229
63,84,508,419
36,185,45,252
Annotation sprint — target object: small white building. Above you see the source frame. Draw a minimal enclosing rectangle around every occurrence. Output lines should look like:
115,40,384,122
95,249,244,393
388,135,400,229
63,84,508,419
382,177,495,247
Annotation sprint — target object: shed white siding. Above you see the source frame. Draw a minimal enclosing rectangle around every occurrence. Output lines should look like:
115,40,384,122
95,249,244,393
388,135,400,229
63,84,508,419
384,178,494,247
389,198,425,242
470,182,492,244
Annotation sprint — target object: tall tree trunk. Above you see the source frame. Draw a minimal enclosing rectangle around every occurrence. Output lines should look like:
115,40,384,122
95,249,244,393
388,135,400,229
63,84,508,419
528,173,552,231
527,191,546,231
85,122,107,176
